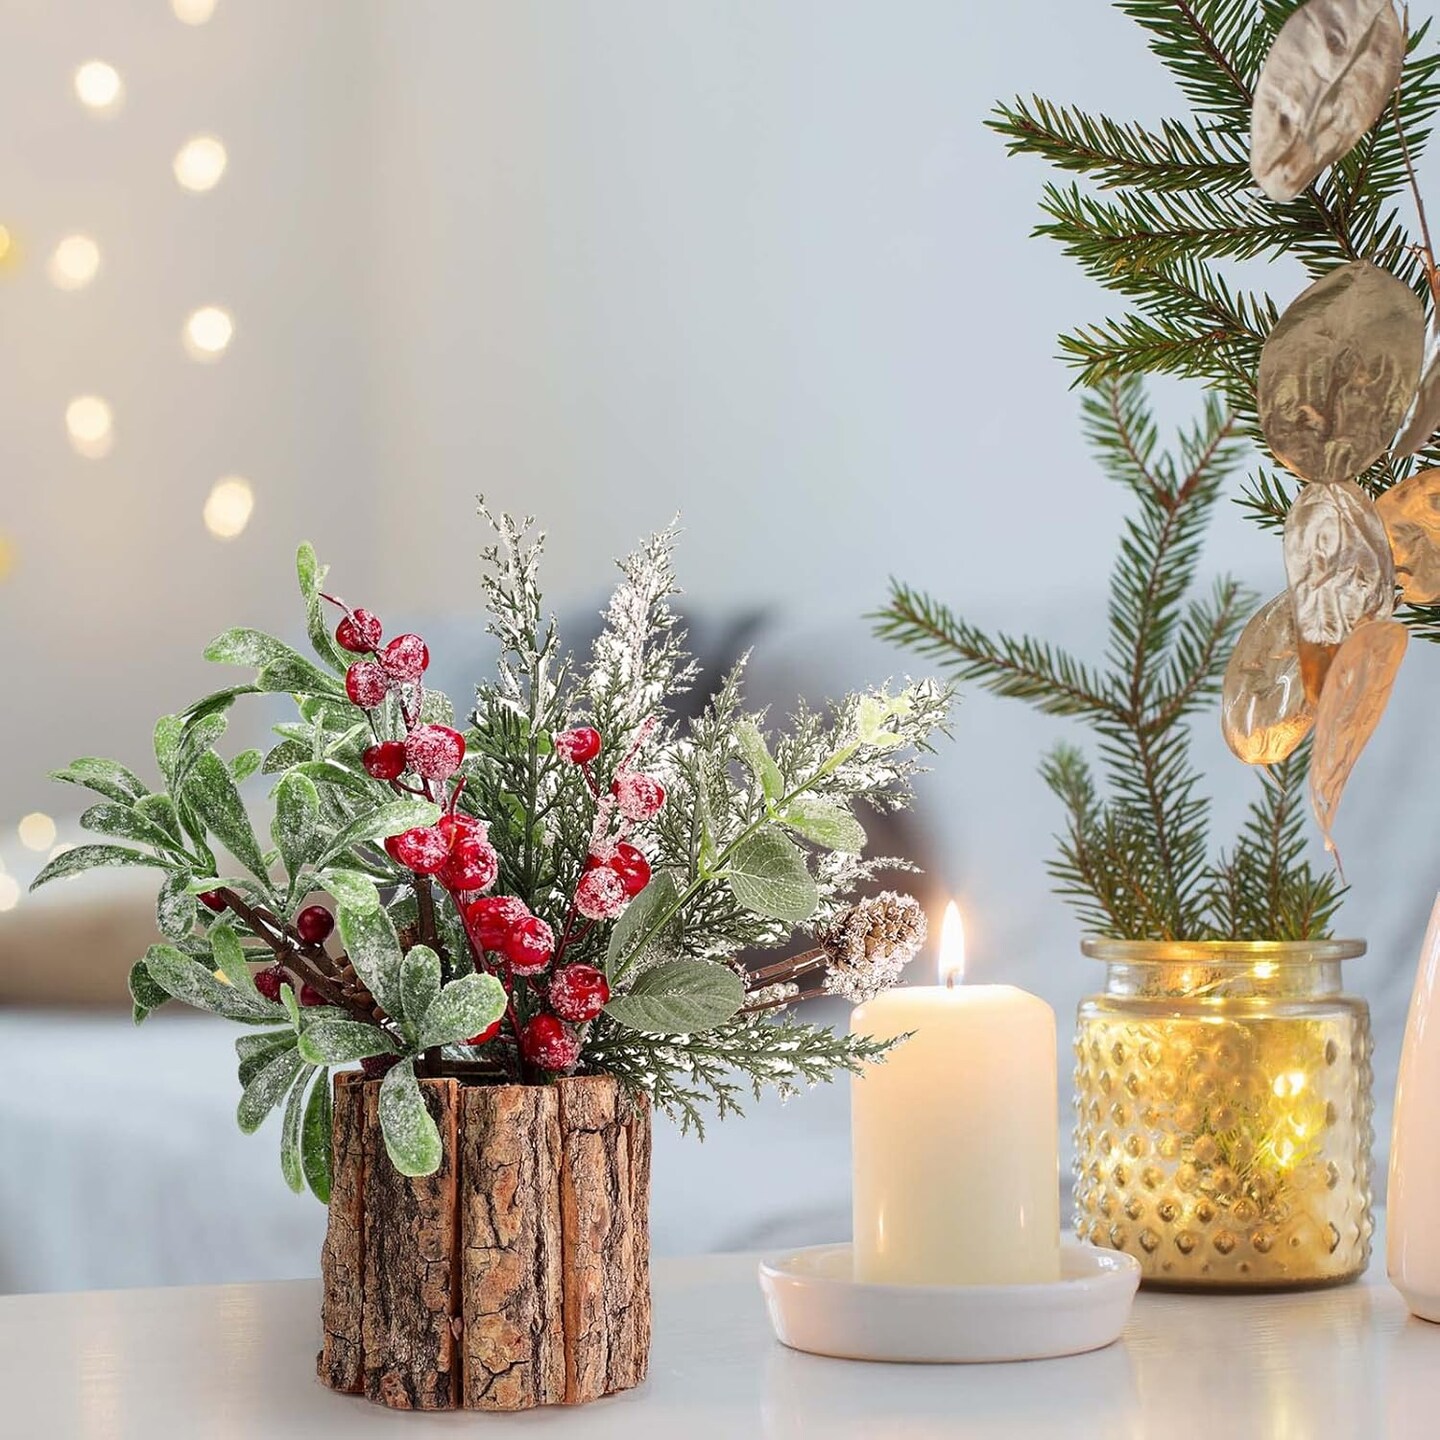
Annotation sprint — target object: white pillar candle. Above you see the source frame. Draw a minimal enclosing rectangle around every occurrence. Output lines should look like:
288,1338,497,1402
1389,892,1440,1321
850,902,1060,1286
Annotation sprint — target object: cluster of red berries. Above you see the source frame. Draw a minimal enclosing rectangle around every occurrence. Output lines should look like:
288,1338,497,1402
385,812,499,896
252,903,337,1005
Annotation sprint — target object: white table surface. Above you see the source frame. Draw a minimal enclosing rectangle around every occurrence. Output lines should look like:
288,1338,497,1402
4,1244,1438,1439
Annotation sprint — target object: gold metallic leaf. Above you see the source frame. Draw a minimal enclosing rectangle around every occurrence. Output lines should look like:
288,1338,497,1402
1283,478,1396,646
1376,466,1440,603
1221,592,1315,765
1393,329,1440,457
1310,617,1407,855
1259,261,1424,483
1299,637,1341,705
1251,0,1405,203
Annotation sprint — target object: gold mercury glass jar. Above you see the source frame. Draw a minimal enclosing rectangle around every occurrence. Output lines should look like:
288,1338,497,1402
1073,939,1373,1290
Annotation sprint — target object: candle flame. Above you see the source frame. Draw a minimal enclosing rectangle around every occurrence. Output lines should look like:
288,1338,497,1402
939,901,965,987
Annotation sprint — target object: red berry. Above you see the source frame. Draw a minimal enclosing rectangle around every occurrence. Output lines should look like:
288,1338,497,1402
521,1014,580,1072
438,812,486,848
387,825,452,874
360,1053,399,1079
439,836,499,894
549,964,610,1023
505,915,556,975
405,724,465,780
575,866,628,921
362,740,407,781
584,852,605,872
464,1017,503,1047
299,983,325,1007
612,771,666,821
465,895,530,951
335,608,383,653
255,964,286,1002
609,842,651,897
345,661,390,709
296,905,335,944
380,633,429,683
198,889,227,912
554,726,602,764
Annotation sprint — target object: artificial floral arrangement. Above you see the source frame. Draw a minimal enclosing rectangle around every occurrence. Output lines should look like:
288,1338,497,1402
33,507,948,1188
880,375,1341,941
992,0,1440,858
31,507,948,1409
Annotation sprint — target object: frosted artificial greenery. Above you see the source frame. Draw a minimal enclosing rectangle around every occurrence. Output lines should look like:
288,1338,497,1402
878,377,1342,942
34,506,950,1186
992,0,1440,642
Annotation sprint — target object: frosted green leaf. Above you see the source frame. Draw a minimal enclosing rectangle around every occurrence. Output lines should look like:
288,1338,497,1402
209,922,257,993
378,1058,442,1177
237,1045,304,1134
180,689,252,730
856,689,913,748
231,748,264,783
272,771,322,880
143,943,283,1023
129,958,171,1024
31,844,168,891
736,720,784,802
315,799,441,871
296,542,349,674
607,870,680,974
136,795,184,847
725,828,818,922
317,868,382,912
79,802,180,854
297,1017,397,1065
302,1069,333,1202
236,1029,297,1086
336,904,405,1017
400,944,442,1029
256,656,346,697
289,758,372,798
280,1064,316,1192
205,627,309,669
604,959,744,1034
156,873,198,942
184,750,270,883
48,757,148,806
262,739,310,775
154,715,184,785
416,972,507,1048
779,796,867,853
419,689,455,727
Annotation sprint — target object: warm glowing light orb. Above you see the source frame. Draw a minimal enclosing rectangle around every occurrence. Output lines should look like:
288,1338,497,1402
74,61,123,113
65,396,114,458
204,477,254,539
18,813,57,852
172,0,218,23
0,226,13,266
0,875,19,913
47,234,100,291
939,900,965,986
184,305,233,359
0,532,13,582
173,135,227,192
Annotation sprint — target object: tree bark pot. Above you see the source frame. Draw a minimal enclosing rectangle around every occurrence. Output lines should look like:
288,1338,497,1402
317,1070,652,1411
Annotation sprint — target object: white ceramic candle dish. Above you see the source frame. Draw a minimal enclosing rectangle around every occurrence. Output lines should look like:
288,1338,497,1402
759,1241,1140,1364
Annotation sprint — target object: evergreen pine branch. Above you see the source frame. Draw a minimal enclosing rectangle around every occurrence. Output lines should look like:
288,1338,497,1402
875,584,1123,720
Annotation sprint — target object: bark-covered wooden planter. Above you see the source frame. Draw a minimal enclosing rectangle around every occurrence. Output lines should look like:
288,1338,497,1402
317,1070,652,1411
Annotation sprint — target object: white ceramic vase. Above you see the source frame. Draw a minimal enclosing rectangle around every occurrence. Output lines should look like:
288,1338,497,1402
1388,893,1440,1322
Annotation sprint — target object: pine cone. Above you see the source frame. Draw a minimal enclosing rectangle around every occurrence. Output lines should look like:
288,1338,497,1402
818,892,927,1004
333,955,390,1025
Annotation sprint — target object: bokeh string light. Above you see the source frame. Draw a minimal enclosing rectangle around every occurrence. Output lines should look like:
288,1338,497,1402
184,304,234,360
173,135,227,193
172,0,219,24
65,395,114,458
73,61,123,114
47,234,100,291
17,813,57,852
204,477,254,539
